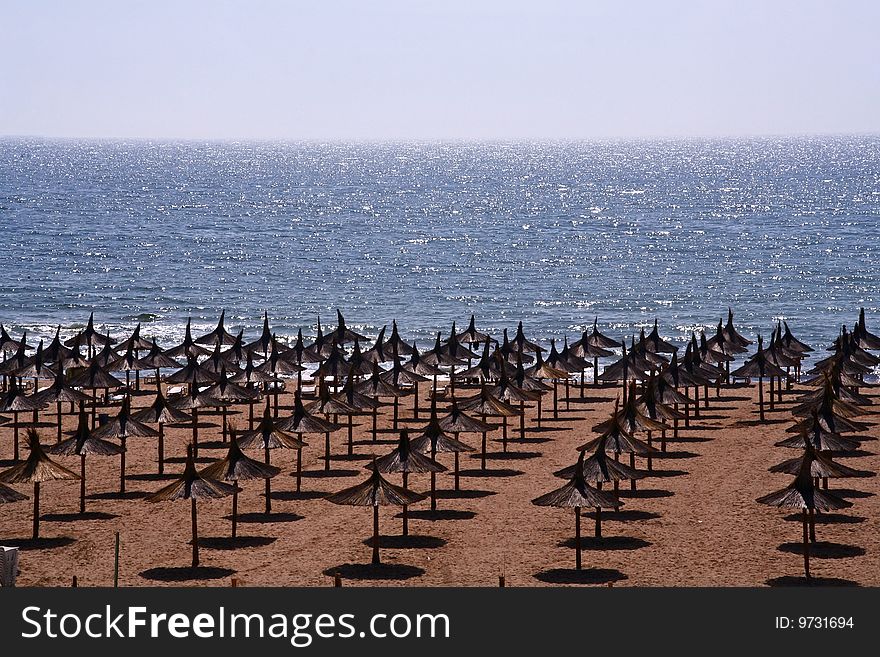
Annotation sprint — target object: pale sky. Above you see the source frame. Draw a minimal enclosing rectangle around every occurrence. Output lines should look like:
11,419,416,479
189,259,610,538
1,0,878,140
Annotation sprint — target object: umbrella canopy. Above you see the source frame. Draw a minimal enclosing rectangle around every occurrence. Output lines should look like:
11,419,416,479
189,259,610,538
705,318,749,356
324,309,369,345
92,396,159,440
779,321,813,354
457,384,521,417
0,482,28,503
511,321,544,354
757,454,851,512
63,312,114,350
580,409,658,457
421,332,465,368
853,307,880,350
238,401,308,451
201,340,242,376
141,339,182,370
67,360,124,390
722,308,752,349
164,318,211,360
0,333,30,375
194,309,238,346
13,340,57,380
356,363,403,398
107,342,154,374
439,322,478,361
165,354,220,385
361,326,396,364
0,325,30,354
498,328,534,364
643,319,678,354
89,338,120,369
1,378,44,414
48,410,123,457
230,351,280,386
585,317,621,350
553,433,645,483
730,335,787,379
438,399,494,434
132,388,193,425
369,429,446,476
403,344,445,377
456,314,493,345
257,336,306,376
202,432,281,482
385,320,416,357
285,328,323,366
276,390,343,434
245,312,276,355
308,379,359,416
594,383,667,434
33,371,91,406
0,429,79,485
204,367,260,403
43,326,74,363
115,322,154,352
769,442,871,479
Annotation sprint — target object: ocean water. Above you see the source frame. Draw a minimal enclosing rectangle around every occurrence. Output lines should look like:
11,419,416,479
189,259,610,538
0,136,878,355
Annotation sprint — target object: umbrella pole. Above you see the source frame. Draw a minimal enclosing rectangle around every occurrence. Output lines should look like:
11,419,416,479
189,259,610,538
371,406,377,442
56,401,63,443
372,505,380,565
158,423,165,475
192,407,201,458
393,397,399,430
565,378,570,411
119,436,126,494
324,432,331,472
536,397,542,428
13,411,19,461
222,407,228,443
595,505,602,538
481,431,487,471
347,414,353,456
249,400,254,430
413,381,419,419
802,509,810,580
629,453,636,491
502,416,508,450
646,432,653,471
769,376,775,411
593,357,599,388
454,452,460,491
575,507,582,570
156,368,161,393
232,487,238,538
91,390,97,428
758,376,765,421
402,472,409,536
265,444,272,514
80,453,86,514
684,402,689,428
33,481,40,539
704,384,709,409
519,402,525,442
192,498,199,568
809,508,816,543
581,369,585,398
553,381,558,419
693,385,700,418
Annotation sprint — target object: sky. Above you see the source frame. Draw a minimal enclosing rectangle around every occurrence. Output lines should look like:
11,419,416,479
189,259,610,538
1,0,878,140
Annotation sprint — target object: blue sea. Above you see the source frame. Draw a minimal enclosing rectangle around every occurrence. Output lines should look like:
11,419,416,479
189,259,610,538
0,136,878,358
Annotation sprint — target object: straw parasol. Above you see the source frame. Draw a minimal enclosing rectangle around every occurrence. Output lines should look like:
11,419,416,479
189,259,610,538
90,337,120,369
511,321,545,354
164,318,211,360
63,312,113,357
533,451,621,570
107,341,154,392
131,387,193,474
381,356,428,425
356,362,401,441
146,445,238,568
569,328,615,391
853,307,880,350
491,366,542,444
643,319,678,354
47,409,124,514
411,398,477,500
361,326,396,365
457,383,520,467
201,425,280,537
367,429,444,536
326,461,426,565
201,341,243,378
324,309,369,345
229,351,277,427
456,314,493,346
33,371,91,444
238,399,308,505
1,378,45,461
256,336,303,415
757,451,852,580
527,345,571,420
140,338,182,392
115,322,154,353
245,311,278,358
165,353,220,386
170,372,225,457
554,432,645,496
769,441,870,497
194,309,238,346
0,325,30,356
307,379,358,467
722,308,752,349
0,481,27,503
92,395,158,494
595,382,666,471
730,335,787,421
498,328,534,364
385,320,415,357
43,325,73,364
582,401,659,489
402,344,444,417
276,390,342,472
0,429,79,538
204,366,259,443
12,340,57,389
67,359,124,428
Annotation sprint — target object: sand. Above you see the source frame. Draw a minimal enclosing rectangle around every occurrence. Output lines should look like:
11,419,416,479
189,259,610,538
2,379,878,587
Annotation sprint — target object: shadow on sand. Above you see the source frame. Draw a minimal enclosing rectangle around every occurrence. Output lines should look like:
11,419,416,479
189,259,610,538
1,536,75,550
323,563,425,581
233,512,303,524
777,542,865,559
139,566,236,582
198,536,277,550
361,535,446,549
533,568,628,585
558,536,651,551
766,575,860,587
41,511,118,522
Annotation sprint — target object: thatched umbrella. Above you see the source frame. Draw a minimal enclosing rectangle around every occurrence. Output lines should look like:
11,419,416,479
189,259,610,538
555,432,645,495
323,309,369,345
165,353,219,387
194,309,238,346
381,356,428,425
307,379,358,467
12,340,57,392
115,322,154,353
140,339,182,392
164,318,211,360
527,344,572,420
791,377,873,420
582,402,659,488
220,330,251,368
411,398,477,500
1,378,45,461
326,461,426,565
421,332,466,397
498,328,534,364
333,368,378,455
770,441,870,499
201,426,280,537
757,452,851,580
0,325,30,356
361,326,395,365
853,308,880,350
382,320,413,357
722,308,752,349
438,321,478,383
33,371,91,443
238,399,308,504
533,451,621,570
47,410,123,514
229,351,276,427
367,430,444,536
569,328,615,392
201,341,243,378
642,319,678,354
276,390,342,472
67,360,124,428
256,336,303,415
595,382,666,472
636,374,686,452
0,332,31,382
92,395,158,494
511,321,545,354
356,363,401,441
90,337,119,369
457,384,520,466
402,344,444,417
731,335,787,421
491,366,542,444
146,445,237,568
107,342,154,392
0,429,79,538
43,325,73,364
456,314,493,346
131,388,192,474
787,393,870,437
63,312,113,357
170,372,224,457
204,366,259,443
245,311,277,358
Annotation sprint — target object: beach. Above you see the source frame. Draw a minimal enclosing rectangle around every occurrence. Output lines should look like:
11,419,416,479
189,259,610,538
3,376,877,587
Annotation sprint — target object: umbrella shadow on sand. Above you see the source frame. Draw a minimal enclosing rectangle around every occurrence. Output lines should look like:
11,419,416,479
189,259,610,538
558,536,651,551
766,575,860,587
783,512,865,525
198,536,277,550
777,541,865,559
139,566,237,582
323,563,425,581
1,536,75,550
361,535,446,549
533,568,628,585
233,512,303,524
459,468,524,478
41,511,118,522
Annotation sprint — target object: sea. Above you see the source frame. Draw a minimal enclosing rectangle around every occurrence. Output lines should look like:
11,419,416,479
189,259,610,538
0,136,878,363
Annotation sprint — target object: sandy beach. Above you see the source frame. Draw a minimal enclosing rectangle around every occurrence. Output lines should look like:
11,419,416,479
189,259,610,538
2,378,877,588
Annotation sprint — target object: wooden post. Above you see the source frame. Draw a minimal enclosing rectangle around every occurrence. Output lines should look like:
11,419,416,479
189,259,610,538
402,472,409,536
72,575,78,587
575,507,582,570
232,487,238,538
454,452,460,491
80,453,86,514
33,481,40,539
802,509,810,580
481,432,487,471
630,453,637,490
264,444,272,515
324,431,331,472
119,436,126,494
113,531,120,587
758,376,765,421
192,408,199,458
296,447,302,493
498,574,506,587
372,505,380,565
158,423,165,475
191,498,199,568
809,508,816,543
334,573,342,587
595,506,602,538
